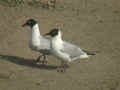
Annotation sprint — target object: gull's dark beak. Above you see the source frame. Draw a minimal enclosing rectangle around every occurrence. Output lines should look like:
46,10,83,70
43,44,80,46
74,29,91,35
21,23,27,27
44,32,50,36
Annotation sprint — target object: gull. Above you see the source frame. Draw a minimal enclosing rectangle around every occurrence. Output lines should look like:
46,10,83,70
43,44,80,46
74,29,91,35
44,28,96,72
22,19,51,65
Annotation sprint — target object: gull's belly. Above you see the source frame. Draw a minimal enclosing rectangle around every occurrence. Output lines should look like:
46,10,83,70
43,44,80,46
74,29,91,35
51,49,71,62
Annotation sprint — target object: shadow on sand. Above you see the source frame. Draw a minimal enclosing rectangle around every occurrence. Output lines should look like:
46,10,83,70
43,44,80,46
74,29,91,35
0,54,57,70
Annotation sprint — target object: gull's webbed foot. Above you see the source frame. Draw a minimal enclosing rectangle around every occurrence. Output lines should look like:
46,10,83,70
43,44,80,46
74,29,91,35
57,62,69,72
57,66,66,72
36,55,47,65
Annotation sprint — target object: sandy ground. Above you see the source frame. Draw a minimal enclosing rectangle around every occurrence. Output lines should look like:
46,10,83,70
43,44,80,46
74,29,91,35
0,0,120,90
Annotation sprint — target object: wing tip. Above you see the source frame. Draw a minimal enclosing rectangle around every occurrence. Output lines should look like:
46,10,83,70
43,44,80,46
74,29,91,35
82,49,97,56
87,53,96,56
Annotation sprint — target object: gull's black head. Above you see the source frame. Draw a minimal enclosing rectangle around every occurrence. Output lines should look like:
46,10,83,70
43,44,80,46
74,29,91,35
22,19,37,28
44,28,59,37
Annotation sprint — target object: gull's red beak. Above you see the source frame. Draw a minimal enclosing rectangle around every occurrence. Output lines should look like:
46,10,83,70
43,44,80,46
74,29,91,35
22,23,27,27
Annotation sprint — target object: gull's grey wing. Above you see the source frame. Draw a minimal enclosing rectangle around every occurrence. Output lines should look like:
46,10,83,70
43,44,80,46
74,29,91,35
40,37,50,49
38,37,51,55
62,41,87,60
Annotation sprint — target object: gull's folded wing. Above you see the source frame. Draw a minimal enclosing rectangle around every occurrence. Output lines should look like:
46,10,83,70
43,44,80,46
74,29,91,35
62,41,88,60
39,37,50,49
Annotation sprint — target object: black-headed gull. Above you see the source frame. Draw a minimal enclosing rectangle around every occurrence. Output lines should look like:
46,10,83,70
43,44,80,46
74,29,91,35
22,19,51,65
44,28,95,72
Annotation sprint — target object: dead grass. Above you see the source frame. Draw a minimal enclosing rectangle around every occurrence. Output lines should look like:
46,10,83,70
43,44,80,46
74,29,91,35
0,0,56,8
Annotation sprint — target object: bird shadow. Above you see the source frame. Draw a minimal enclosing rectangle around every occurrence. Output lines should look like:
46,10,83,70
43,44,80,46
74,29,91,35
0,54,57,70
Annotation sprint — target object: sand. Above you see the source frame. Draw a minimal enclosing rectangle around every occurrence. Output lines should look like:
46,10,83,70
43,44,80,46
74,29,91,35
0,0,120,90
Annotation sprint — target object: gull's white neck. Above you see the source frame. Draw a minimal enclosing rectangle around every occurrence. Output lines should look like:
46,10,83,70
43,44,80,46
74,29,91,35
29,24,41,48
31,24,40,35
52,30,62,42
51,30,63,50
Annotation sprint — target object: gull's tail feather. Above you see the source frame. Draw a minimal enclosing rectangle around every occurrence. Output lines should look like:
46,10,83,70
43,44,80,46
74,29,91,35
71,53,89,61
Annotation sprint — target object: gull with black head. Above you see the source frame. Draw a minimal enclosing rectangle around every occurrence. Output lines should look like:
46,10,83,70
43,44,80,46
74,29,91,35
22,19,51,65
44,28,96,72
